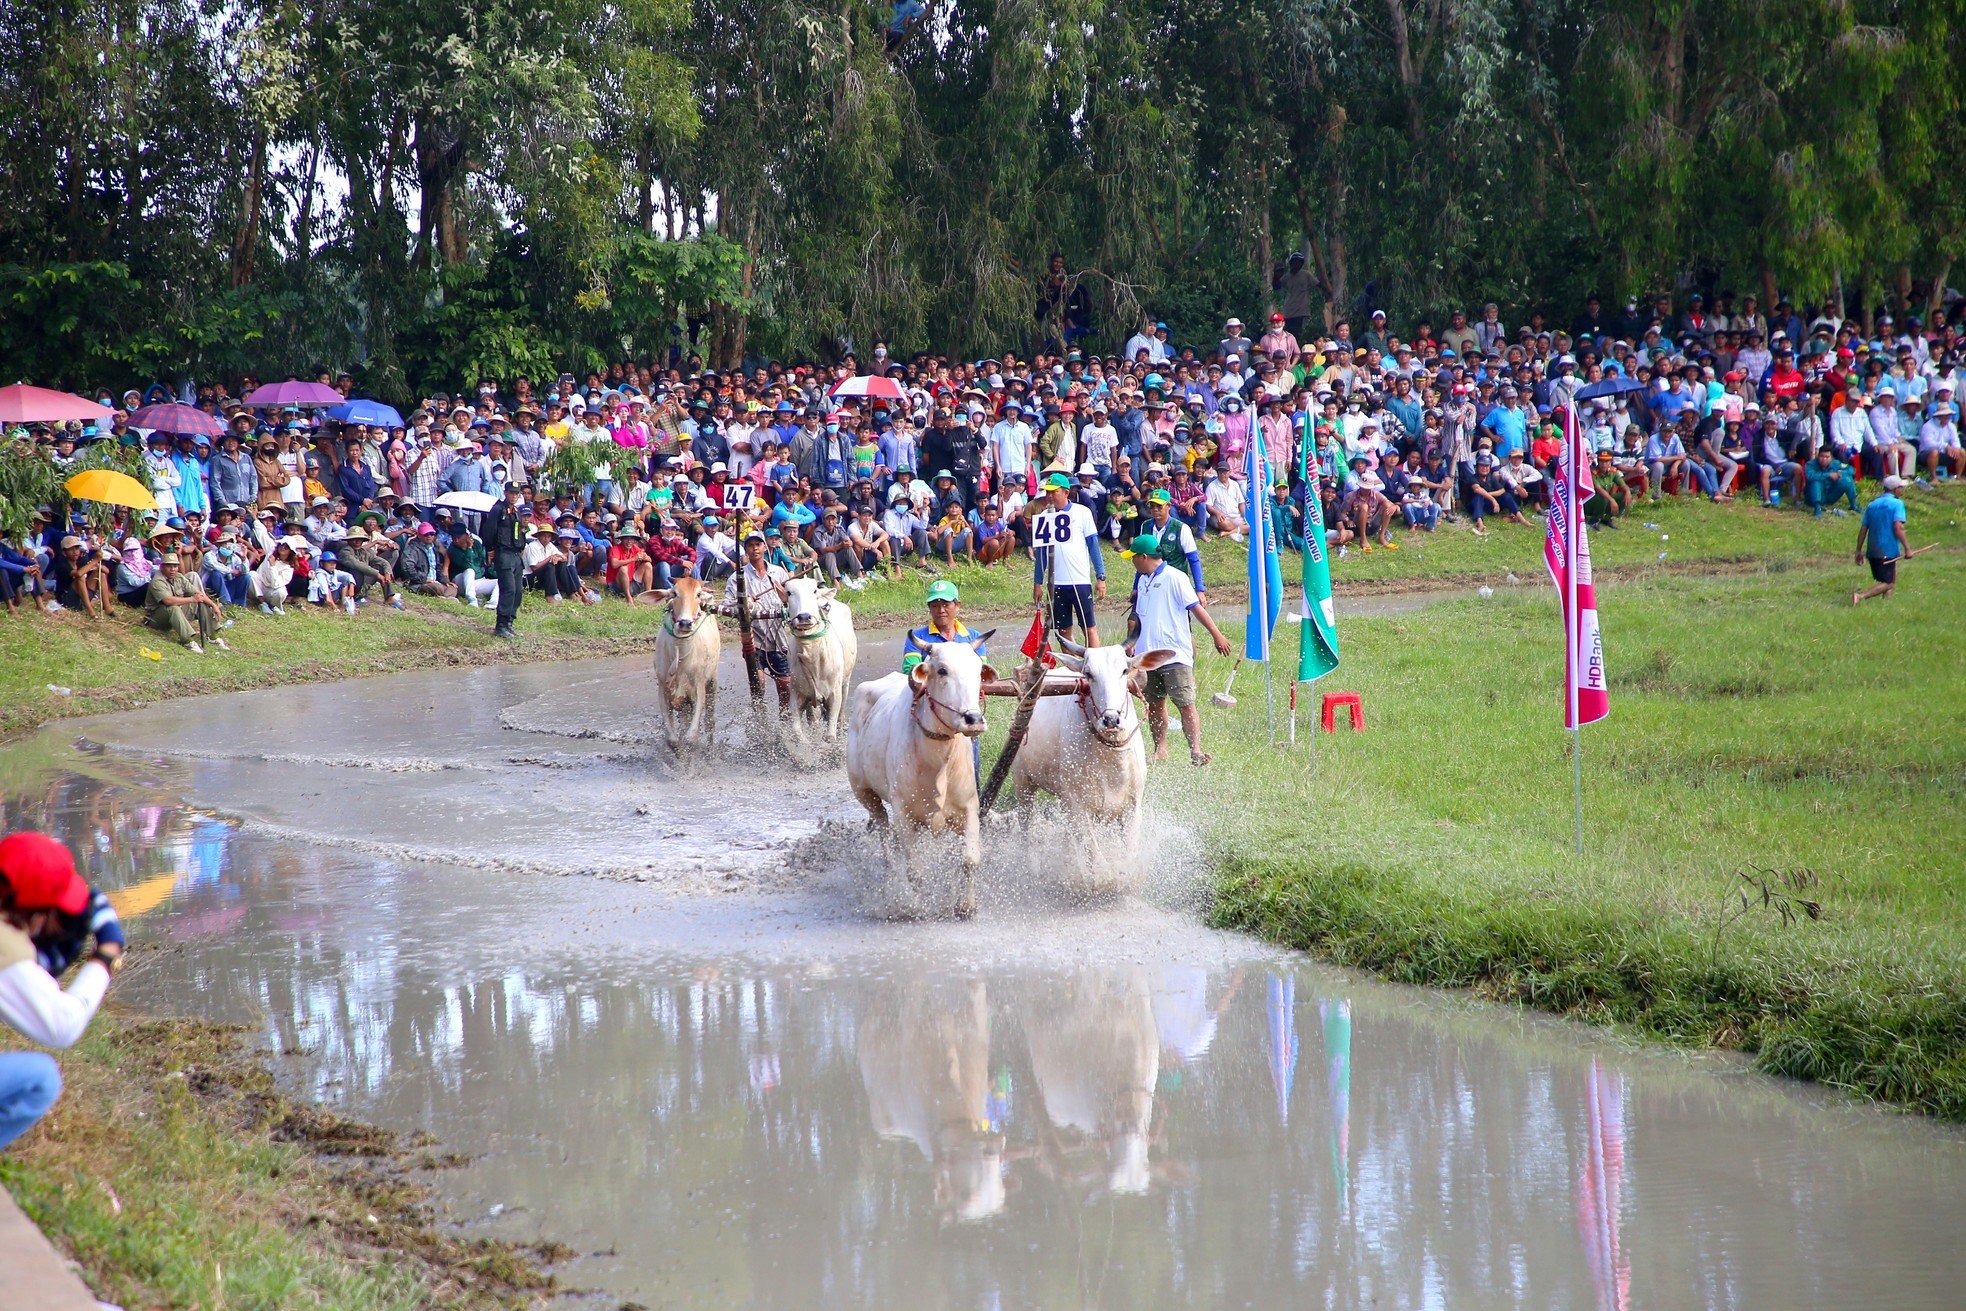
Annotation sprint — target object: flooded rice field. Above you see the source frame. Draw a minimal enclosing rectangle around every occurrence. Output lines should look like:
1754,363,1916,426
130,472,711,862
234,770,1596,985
4,640,1963,1309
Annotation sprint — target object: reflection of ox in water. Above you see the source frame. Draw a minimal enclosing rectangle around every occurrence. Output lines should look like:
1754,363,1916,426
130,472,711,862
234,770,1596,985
1022,968,1164,1197
1009,638,1157,896
650,577,720,749
783,577,858,744
857,977,1008,1223
844,634,995,918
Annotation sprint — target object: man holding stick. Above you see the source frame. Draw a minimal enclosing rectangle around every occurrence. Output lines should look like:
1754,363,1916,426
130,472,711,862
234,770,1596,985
1853,475,1918,605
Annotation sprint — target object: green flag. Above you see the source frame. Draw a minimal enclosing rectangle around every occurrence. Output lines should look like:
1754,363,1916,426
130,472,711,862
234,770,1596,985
1297,422,1340,682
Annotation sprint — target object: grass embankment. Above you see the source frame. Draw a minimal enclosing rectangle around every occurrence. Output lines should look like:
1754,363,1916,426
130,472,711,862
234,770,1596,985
1188,537,1966,1118
0,1013,563,1310
9,487,1955,739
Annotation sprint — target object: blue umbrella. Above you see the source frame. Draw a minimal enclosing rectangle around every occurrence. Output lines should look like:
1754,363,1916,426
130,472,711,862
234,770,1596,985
324,398,405,428
1573,375,1648,403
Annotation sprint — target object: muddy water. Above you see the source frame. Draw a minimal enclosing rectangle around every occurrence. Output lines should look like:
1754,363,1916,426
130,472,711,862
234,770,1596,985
6,638,1965,1309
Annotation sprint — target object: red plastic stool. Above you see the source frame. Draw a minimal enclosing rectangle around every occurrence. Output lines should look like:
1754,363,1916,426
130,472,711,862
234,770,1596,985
1320,692,1364,733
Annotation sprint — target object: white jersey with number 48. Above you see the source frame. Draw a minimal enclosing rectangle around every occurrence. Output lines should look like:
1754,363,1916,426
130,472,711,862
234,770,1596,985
1032,502,1101,585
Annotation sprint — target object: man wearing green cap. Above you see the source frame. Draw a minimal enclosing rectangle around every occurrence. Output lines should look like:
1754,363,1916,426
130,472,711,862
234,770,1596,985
1124,533,1232,765
1025,470,1106,646
902,579,985,674
145,552,227,653
1133,488,1205,597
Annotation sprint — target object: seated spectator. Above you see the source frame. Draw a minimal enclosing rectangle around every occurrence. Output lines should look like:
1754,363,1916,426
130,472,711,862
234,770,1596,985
849,505,898,579
1803,446,1859,516
1465,454,1524,535
1340,455,1399,549
928,500,974,566
974,501,1014,565
811,507,863,589
1585,450,1633,527
1202,464,1248,541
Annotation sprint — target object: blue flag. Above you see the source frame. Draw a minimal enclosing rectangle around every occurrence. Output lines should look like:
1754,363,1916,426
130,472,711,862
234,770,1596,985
1245,433,1284,661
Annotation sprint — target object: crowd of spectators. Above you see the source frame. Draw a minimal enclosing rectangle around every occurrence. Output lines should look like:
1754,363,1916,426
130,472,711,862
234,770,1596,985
3,288,1960,645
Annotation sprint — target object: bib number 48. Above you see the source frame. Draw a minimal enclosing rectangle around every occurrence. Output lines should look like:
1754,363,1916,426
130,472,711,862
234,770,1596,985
1031,510,1073,545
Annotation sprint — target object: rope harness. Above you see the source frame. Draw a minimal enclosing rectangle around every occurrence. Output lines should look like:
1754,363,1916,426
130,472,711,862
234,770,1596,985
912,684,978,740
662,611,712,640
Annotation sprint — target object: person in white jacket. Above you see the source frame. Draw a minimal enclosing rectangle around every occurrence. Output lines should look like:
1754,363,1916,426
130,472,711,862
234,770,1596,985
1,831,120,1149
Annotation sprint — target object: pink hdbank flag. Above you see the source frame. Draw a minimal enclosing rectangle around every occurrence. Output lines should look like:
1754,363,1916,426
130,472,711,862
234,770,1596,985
1545,406,1609,730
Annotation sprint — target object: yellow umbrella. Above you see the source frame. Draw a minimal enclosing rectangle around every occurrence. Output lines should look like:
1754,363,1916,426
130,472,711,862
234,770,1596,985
107,869,180,920
64,469,157,510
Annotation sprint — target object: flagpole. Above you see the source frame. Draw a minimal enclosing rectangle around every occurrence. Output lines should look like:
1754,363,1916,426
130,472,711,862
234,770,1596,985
1566,402,1584,858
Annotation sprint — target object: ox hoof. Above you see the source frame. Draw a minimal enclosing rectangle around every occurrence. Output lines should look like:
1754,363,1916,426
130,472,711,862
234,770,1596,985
951,897,977,921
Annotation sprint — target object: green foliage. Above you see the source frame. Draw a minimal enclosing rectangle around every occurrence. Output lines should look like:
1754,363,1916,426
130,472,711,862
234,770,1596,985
0,0,1959,393
0,435,146,539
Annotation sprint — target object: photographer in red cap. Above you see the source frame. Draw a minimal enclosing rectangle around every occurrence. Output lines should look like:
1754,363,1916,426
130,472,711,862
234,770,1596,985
1,831,121,1149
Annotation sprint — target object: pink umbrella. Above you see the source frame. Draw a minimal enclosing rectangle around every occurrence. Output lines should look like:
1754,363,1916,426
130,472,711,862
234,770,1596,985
0,385,113,424
128,402,226,437
828,375,907,403
242,380,344,408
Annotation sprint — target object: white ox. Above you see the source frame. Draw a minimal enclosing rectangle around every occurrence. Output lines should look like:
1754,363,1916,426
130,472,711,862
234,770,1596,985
1023,968,1161,1196
650,576,720,748
1011,638,1166,892
784,577,858,742
856,978,1004,1222
845,633,996,918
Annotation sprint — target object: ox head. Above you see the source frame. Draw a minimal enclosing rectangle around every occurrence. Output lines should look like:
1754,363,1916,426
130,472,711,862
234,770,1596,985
654,575,711,637
1055,636,1165,744
783,576,835,636
908,629,997,737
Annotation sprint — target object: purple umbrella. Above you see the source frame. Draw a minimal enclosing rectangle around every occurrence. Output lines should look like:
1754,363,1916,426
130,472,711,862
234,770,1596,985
128,402,226,438
242,380,344,409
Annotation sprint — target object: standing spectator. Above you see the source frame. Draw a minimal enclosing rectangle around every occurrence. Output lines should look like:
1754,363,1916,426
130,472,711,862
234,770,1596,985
481,479,531,637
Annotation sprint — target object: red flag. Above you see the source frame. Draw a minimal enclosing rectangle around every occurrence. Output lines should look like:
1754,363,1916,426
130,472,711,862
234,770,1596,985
1019,613,1046,660
1544,405,1609,729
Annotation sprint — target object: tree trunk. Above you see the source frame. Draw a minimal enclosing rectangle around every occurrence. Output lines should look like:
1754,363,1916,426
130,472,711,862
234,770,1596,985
231,126,267,288
638,144,657,233
414,117,468,269
1383,0,1426,146
731,185,760,369
294,138,321,260
1256,159,1273,317
1760,266,1778,316
1894,264,1913,317
1927,259,1953,323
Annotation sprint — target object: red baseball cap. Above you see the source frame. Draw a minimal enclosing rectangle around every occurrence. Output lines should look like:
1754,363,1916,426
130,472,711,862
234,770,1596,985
0,832,88,915
1270,312,1285,323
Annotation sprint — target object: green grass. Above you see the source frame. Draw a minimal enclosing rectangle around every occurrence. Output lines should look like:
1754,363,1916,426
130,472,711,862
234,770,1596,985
0,1015,556,1310
1174,545,1966,1117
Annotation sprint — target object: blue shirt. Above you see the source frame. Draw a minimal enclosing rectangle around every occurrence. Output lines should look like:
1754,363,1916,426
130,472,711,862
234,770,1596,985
1860,493,1906,559
1479,404,1527,458
902,620,984,673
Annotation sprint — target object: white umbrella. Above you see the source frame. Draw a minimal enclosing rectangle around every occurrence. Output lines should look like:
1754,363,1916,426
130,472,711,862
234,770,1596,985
435,490,496,512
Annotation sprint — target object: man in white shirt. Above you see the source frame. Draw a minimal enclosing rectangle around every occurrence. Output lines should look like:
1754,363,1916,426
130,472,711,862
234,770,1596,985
1123,538,1233,765
1,831,120,1149
1202,465,1248,540
1027,471,1106,645
989,401,1035,488
1123,319,1166,364
1080,403,1119,472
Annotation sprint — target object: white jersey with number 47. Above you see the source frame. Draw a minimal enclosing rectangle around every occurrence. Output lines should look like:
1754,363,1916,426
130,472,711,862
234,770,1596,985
1032,502,1102,585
